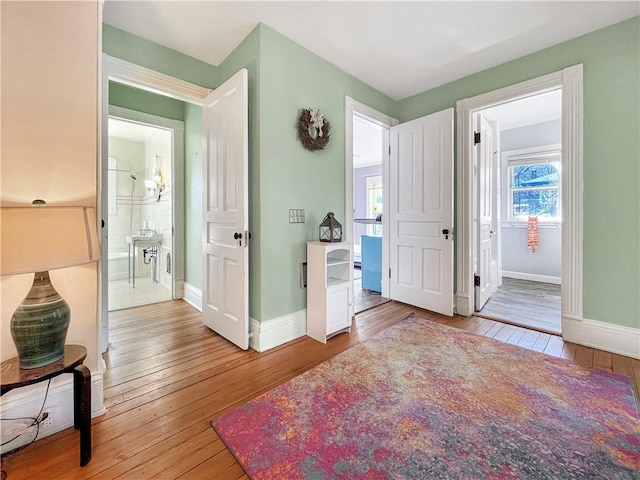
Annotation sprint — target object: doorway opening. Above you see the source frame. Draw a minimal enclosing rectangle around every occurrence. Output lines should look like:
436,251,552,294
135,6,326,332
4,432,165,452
472,90,562,334
107,115,174,311
344,97,397,315
100,55,208,353
352,114,389,313
456,65,584,342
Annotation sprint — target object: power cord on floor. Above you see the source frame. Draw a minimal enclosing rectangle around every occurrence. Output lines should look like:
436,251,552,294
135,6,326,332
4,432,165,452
0,379,51,449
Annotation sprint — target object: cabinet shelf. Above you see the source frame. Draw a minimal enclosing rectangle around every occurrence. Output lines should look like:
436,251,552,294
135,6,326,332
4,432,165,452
327,258,350,266
327,277,348,287
307,241,353,344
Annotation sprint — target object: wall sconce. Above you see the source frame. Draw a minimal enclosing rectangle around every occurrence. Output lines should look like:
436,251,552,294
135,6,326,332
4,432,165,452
146,154,165,202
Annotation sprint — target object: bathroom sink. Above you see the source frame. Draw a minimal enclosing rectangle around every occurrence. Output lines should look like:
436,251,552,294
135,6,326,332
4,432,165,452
126,233,162,246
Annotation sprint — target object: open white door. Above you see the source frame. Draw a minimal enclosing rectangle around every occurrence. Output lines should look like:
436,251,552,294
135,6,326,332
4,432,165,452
389,108,454,316
202,69,249,350
475,114,498,310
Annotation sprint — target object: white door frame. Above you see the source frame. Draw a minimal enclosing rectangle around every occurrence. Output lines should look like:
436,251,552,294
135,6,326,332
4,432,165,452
99,54,211,352
344,97,398,299
456,65,583,341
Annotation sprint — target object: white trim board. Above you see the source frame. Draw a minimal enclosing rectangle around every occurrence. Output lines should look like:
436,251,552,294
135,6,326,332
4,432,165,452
344,97,398,301
250,310,307,353
562,315,640,360
180,283,306,353
502,271,561,285
183,282,203,312
0,372,105,454
103,54,211,105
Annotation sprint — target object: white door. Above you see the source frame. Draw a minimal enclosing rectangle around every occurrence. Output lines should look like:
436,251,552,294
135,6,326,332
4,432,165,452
202,69,249,350
475,114,498,310
389,108,454,316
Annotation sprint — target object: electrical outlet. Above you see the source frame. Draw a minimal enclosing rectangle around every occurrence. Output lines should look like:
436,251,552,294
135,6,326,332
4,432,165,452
40,409,54,428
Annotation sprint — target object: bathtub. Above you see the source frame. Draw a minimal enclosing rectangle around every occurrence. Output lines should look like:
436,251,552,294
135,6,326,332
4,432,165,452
108,251,129,281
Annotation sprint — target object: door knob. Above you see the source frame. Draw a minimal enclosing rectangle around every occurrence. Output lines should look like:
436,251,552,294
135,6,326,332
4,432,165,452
234,232,242,240
442,228,450,240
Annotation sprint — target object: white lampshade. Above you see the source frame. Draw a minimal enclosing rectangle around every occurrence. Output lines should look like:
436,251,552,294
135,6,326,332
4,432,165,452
1,204,101,275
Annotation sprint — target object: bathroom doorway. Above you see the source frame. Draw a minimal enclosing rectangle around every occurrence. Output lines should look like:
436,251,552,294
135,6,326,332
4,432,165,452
107,114,176,311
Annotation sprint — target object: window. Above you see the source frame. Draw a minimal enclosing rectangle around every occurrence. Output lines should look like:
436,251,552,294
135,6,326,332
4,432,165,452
507,148,561,222
365,175,382,236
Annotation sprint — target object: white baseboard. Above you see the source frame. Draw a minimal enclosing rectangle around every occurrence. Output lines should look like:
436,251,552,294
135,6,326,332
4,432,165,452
502,271,561,285
250,309,307,353
455,293,472,316
0,371,105,454
183,282,202,312
183,284,305,352
173,280,184,300
562,313,640,359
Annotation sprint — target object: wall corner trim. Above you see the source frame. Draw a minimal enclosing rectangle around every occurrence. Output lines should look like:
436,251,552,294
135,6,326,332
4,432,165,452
455,293,473,317
562,314,640,359
103,54,211,105
183,282,203,312
250,310,307,353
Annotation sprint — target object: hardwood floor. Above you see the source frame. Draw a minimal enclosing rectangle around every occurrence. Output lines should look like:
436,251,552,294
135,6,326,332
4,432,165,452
478,277,562,334
354,276,390,313
3,300,639,479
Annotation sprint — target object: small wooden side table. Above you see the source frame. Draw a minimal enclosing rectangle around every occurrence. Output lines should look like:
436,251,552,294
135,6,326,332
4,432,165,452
0,345,91,466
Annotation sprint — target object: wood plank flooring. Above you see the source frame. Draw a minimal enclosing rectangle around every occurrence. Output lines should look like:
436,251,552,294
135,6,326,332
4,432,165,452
2,300,638,479
478,277,561,334
354,276,390,313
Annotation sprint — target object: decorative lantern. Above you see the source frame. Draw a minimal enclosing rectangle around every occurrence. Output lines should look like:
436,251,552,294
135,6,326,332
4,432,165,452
319,212,342,243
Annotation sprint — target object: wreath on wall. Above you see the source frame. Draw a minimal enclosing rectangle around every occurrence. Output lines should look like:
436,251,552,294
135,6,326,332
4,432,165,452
298,108,331,151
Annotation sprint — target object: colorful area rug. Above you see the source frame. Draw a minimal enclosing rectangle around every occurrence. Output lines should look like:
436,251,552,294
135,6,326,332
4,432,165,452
212,315,640,479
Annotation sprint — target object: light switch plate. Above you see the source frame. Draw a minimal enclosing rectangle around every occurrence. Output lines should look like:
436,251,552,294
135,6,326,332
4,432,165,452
289,209,305,223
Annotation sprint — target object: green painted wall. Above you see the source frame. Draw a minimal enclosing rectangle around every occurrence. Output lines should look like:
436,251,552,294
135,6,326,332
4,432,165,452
184,103,203,288
398,17,640,329
109,82,185,120
256,25,397,322
104,17,638,330
103,24,219,88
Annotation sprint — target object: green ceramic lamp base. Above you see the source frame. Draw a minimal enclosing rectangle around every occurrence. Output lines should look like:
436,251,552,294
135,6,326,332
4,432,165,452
10,271,70,369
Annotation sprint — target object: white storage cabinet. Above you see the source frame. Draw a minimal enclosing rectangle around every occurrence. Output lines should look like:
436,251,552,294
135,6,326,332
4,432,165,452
306,241,353,343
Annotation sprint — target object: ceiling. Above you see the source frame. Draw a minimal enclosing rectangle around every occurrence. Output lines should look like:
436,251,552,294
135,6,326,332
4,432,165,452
103,1,638,101
483,89,562,131
352,89,561,168
108,117,160,142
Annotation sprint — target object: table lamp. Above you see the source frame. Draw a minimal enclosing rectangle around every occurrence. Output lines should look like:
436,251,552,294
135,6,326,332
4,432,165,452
0,200,100,369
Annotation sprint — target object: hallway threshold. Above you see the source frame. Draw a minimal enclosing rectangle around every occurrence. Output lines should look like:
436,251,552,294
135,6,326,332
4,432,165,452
477,277,561,334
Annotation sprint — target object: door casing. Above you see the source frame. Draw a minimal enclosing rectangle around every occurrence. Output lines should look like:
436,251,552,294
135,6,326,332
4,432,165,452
99,54,210,353
456,65,584,341
344,97,398,300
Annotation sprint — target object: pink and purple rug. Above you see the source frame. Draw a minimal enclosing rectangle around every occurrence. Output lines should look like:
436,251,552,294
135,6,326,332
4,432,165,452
212,314,640,479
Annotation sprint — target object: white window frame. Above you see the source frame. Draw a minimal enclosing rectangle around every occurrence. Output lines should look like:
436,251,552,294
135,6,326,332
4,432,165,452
505,144,562,223
365,174,383,236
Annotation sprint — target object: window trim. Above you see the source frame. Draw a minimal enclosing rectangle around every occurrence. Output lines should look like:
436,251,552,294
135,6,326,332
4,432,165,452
365,174,383,236
504,144,562,223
